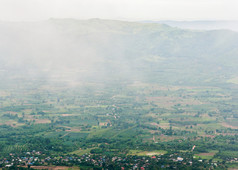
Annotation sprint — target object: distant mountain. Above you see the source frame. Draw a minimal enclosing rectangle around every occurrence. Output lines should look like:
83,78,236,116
0,19,238,86
143,20,238,32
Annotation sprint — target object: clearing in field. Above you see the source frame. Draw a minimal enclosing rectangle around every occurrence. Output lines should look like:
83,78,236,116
128,150,167,156
194,150,218,159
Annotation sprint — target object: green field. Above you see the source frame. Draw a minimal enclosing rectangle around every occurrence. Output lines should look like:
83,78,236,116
128,150,167,156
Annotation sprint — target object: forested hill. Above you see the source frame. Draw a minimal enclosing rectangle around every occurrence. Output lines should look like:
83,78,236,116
0,18,238,86
145,20,238,32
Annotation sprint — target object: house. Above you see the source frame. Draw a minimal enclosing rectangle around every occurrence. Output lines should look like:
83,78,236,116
177,157,183,161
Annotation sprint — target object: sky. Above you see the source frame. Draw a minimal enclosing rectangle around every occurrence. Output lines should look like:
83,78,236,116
0,0,237,21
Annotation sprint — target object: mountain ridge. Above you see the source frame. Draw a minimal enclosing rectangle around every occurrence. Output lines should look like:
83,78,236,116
0,19,238,86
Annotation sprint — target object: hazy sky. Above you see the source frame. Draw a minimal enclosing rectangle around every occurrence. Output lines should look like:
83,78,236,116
0,0,237,21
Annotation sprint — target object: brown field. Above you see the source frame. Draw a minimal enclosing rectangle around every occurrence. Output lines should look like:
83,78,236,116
222,122,238,129
128,83,209,91
0,91,10,96
5,120,17,126
61,114,76,117
66,128,81,132
99,122,107,126
150,122,170,129
35,119,51,124
22,109,33,113
5,111,18,114
196,152,216,156
201,135,216,138
19,166,79,170
150,135,182,142
146,96,204,108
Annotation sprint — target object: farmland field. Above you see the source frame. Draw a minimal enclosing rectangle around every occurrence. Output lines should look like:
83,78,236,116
0,80,237,169
0,19,238,169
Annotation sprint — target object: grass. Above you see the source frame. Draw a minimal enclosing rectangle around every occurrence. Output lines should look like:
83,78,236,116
86,128,111,139
194,155,213,160
194,150,218,160
227,77,238,84
70,147,97,156
111,125,137,139
227,163,238,169
128,150,167,156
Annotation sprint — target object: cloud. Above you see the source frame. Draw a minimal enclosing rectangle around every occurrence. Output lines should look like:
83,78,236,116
0,0,237,21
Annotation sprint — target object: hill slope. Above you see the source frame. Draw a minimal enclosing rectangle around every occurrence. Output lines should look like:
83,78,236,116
0,19,238,86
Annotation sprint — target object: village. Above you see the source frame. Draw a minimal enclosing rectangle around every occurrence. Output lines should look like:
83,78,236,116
0,149,231,169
